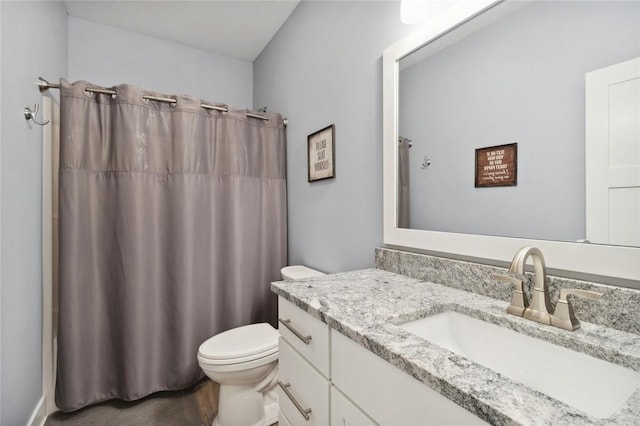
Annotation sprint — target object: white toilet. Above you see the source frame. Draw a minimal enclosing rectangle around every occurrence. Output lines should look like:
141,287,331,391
197,265,325,426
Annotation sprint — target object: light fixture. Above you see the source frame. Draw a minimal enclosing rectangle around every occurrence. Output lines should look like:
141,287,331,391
401,0,455,25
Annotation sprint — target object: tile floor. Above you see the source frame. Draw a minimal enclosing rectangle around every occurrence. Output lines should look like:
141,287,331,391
45,379,219,426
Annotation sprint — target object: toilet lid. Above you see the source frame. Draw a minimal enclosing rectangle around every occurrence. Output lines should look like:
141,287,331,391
198,323,278,364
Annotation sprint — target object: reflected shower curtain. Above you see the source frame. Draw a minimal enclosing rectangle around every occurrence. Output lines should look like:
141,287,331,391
56,80,287,411
398,138,410,228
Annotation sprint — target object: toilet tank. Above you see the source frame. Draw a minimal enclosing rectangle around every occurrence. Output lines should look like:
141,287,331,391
280,265,325,281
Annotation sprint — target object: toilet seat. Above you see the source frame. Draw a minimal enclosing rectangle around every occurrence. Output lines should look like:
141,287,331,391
198,323,279,366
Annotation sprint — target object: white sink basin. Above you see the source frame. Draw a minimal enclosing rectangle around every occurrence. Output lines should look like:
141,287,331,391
399,311,640,419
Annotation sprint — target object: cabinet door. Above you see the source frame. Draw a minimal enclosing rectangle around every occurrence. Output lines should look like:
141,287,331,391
278,297,330,377
331,386,376,426
331,329,488,425
279,410,293,426
279,337,330,426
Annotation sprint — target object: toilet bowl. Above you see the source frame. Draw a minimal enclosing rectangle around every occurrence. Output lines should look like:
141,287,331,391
198,323,279,426
198,265,325,426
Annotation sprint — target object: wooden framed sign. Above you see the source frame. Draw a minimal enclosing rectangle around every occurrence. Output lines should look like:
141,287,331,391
475,143,517,187
308,124,335,182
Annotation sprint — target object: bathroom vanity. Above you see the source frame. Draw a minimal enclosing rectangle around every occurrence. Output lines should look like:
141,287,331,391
276,294,485,425
272,253,640,425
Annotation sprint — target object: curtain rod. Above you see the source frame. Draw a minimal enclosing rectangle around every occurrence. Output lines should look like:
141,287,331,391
37,77,287,127
398,137,413,147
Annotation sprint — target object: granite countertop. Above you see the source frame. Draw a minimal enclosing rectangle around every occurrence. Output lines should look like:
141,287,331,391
271,268,640,426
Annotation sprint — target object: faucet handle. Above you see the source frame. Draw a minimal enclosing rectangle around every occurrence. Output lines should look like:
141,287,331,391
558,288,603,301
551,289,603,331
491,274,528,317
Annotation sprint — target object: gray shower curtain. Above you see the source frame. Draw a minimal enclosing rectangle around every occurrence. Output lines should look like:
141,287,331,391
398,138,410,228
56,80,287,411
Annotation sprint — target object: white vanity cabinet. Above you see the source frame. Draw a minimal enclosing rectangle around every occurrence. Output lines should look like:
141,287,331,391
277,296,487,425
330,386,375,426
277,297,330,425
331,330,488,425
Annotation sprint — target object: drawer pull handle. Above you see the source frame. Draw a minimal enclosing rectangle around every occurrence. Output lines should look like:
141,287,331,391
279,381,312,421
278,318,312,345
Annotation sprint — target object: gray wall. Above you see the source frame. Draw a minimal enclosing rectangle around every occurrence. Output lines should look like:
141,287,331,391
400,1,640,241
254,1,416,273
68,17,253,109
1,5,3,420
0,4,3,420
1,1,68,424
0,10,254,425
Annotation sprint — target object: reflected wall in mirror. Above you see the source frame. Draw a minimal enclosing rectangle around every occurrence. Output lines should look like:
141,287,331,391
383,0,640,282
397,0,640,246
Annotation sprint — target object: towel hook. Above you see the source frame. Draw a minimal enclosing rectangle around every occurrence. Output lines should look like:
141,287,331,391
421,156,432,169
24,104,49,126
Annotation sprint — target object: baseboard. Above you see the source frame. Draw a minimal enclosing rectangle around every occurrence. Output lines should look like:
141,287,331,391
26,396,46,426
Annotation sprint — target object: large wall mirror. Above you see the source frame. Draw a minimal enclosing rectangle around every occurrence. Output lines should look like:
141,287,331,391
383,0,640,283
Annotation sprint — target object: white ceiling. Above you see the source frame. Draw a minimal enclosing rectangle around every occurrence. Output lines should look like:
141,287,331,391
64,0,301,62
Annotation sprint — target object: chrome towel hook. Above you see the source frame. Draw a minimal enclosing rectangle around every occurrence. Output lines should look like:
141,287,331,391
24,104,49,126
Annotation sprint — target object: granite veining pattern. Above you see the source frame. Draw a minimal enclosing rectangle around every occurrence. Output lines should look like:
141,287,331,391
376,247,640,334
271,268,640,426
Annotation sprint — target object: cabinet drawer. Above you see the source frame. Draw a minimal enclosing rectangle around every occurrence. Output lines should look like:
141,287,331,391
331,386,376,426
278,297,330,377
278,337,330,426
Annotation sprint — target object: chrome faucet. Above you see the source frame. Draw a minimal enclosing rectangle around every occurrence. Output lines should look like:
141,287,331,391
492,246,604,331
492,246,553,325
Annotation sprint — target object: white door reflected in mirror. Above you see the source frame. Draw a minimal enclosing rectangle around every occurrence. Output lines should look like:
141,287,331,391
586,57,640,247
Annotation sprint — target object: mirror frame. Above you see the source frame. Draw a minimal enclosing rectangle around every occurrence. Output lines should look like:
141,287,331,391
382,0,639,282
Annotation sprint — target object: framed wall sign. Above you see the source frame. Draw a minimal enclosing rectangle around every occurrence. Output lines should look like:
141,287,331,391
308,124,335,182
475,143,517,187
